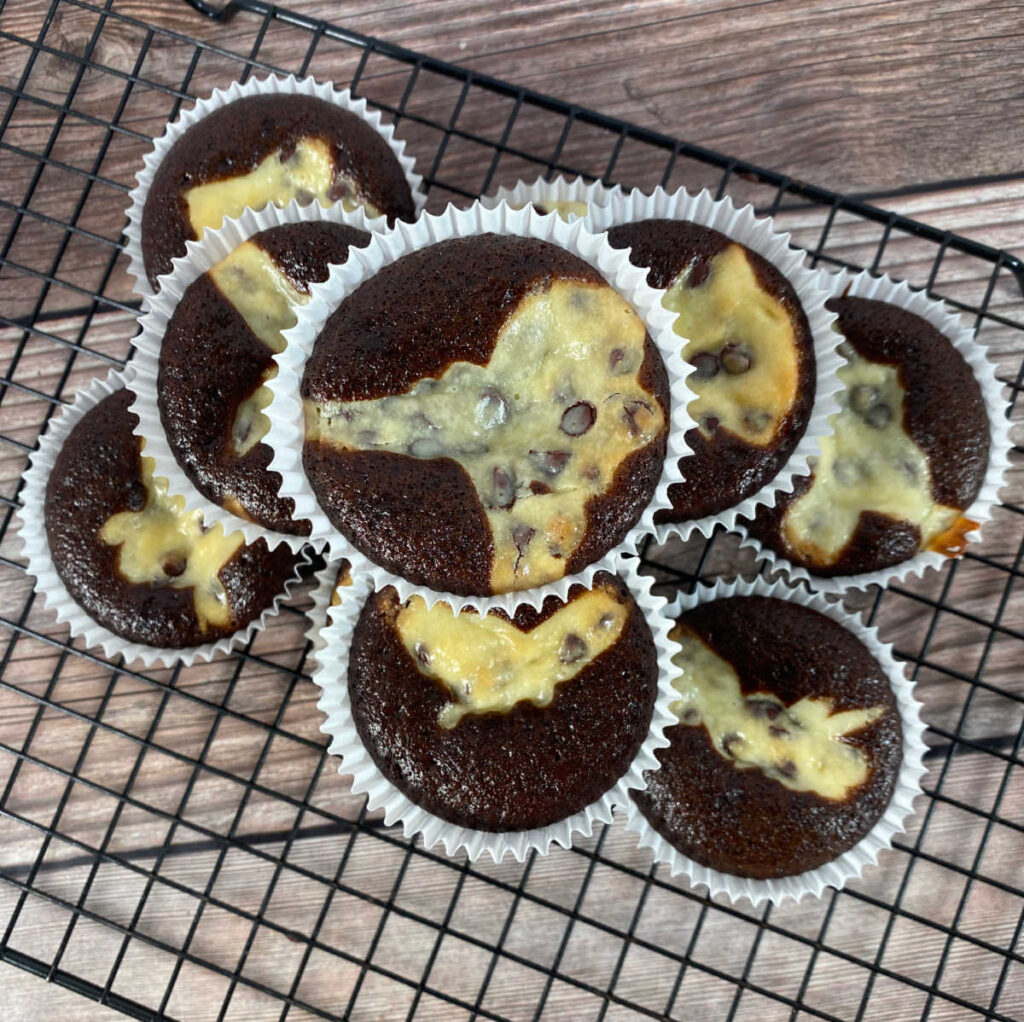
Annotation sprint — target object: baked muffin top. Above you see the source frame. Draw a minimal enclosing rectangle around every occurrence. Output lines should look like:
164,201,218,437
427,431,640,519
633,594,902,879
301,233,670,596
607,219,815,523
44,389,299,648
346,572,659,831
159,220,371,535
140,93,415,286
748,295,989,575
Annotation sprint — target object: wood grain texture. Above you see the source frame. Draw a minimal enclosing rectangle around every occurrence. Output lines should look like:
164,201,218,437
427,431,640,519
0,1,1022,1020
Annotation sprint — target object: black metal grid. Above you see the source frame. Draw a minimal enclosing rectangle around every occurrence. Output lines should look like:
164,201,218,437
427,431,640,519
0,0,1021,1019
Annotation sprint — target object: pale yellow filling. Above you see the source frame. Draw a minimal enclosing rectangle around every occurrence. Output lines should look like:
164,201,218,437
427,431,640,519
305,279,664,592
329,561,353,606
183,137,378,239
663,243,799,446
670,624,884,800
532,199,590,221
396,584,627,728
99,455,244,630
208,241,309,459
783,351,960,565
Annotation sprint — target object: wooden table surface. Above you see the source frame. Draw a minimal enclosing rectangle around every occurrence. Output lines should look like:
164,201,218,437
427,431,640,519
0,1,1022,1020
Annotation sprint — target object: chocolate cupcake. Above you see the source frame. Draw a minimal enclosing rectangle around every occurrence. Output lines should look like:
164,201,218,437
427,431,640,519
345,572,659,832
301,231,671,596
43,388,300,650
633,593,904,880
747,295,990,577
137,89,417,288
157,220,371,536
605,219,816,523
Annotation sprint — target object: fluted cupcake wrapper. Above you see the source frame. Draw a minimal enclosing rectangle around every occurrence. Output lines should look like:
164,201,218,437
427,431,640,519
304,557,681,862
589,186,844,546
130,199,387,554
622,573,928,906
123,72,426,303
16,370,311,668
736,267,1013,595
263,198,695,615
478,174,623,225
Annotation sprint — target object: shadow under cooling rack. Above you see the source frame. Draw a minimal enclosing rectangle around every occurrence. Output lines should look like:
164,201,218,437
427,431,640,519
0,1,1022,1020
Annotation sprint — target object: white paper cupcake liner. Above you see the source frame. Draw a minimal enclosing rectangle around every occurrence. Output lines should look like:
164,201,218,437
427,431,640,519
16,369,311,669
306,557,680,862
123,72,427,303
479,175,623,225
736,267,1013,595
130,199,387,554
264,199,694,615
589,186,844,546
623,573,928,905
303,558,354,658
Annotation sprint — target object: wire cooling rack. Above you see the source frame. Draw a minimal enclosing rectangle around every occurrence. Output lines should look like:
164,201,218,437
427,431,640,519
0,1,1021,1019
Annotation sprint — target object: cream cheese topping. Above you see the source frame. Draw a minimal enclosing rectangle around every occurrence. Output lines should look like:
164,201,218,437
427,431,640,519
670,624,884,800
782,347,961,564
99,455,244,630
396,584,627,729
663,242,799,446
532,199,590,221
208,240,309,458
183,137,377,239
305,278,664,592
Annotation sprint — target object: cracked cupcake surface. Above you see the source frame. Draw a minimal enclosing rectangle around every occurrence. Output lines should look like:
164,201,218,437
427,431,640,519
346,572,659,831
140,93,416,287
301,233,670,596
606,219,815,523
748,296,989,576
633,595,902,880
44,389,300,649
159,221,370,535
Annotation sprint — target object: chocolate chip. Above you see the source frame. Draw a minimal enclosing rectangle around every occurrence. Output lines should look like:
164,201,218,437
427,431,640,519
698,414,720,433
162,554,186,578
327,179,351,202
559,633,587,664
743,409,772,432
529,480,552,495
899,459,919,482
278,139,297,163
769,724,790,738
125,480,147,512
490,467,517,509
529,450,571,476
746,697,781,720
512,525,535,556
689,351,720,380
598,613,616,629
722,732,744,756
414,642,431,666
608,348,628,374
357,429,377,446
681,708,700,724
560,401,596,437
408,437,445,459
295,188,315,205
622,399,652,436
849,384,878,413
864,403,893,429
720,342,753,374
775,759,797,778
476,388,509,429
583,464,601,481
833,458,862,487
